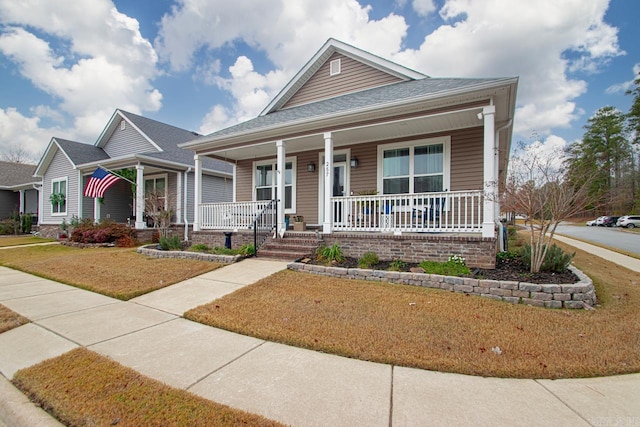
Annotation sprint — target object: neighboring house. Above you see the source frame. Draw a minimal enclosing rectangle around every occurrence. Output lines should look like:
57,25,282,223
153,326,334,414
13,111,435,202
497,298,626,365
34,109,233,239
0,161,41,221
181,39,518,268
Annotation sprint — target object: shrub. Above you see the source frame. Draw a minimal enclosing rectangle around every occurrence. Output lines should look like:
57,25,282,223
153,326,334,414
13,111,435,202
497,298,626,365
69,220,137,245
239,244,255,256
496,250,519,262
358,251,379,269
158,235,182,251
21,213,33,234
521,243,575,273
189,243,210,253
115,234,139,248
387,259,407,271
316,243,344,264
419,255,471,277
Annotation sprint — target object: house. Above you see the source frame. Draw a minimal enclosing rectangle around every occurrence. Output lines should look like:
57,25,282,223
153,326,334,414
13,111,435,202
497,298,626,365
0,161,41,222
181,39,518,268
34,109,233,239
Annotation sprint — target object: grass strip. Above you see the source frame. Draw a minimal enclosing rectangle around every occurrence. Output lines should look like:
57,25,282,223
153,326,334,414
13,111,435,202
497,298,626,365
0,236,55,247
12,348,283,427
186,245,640,379
0,304,29,333
0,245,221,300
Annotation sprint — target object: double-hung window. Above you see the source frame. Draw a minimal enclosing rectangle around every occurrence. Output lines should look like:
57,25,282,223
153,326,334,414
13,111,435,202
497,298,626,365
378,137,450,194
254,159,296,212
145,175,167,210
51,177,67,215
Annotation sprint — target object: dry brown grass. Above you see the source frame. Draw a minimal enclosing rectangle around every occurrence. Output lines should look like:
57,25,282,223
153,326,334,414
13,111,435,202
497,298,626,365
186,242,640,379
0,236,54,247
0,304,29,333
12,348,283,427
0,245,221,300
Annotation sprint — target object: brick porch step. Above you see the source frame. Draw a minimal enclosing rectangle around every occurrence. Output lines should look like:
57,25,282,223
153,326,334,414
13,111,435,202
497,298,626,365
257,232,323,261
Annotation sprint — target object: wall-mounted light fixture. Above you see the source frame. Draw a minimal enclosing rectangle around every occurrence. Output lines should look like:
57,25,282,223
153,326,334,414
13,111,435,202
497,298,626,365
350,157,359,168
307,162,316,172
477,112,483,120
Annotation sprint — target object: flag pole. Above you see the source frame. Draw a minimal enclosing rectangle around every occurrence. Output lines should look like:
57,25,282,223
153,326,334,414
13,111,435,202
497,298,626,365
97,165,136,185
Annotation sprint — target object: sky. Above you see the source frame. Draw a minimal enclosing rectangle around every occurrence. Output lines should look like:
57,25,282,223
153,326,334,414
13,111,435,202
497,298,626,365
0,0,638,164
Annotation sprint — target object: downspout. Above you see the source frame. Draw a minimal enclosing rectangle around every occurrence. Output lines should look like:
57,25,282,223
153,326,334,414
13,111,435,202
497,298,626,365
184,167,191,241
494,118,513,252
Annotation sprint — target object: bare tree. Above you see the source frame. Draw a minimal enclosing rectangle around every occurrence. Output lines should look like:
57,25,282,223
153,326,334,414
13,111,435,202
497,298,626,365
1,146,36,164
144,189,176,239
503,142,602,273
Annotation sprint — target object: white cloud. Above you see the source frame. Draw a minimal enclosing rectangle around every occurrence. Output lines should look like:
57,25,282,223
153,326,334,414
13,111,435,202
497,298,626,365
412,0,437,17
0,108,65,161
0,0,161,155
392,0,622,139
606,63,640,94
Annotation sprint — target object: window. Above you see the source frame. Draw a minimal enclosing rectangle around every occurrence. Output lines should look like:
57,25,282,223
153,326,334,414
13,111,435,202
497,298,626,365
378,137,450,194
120,120,126,130
254,159,296,212
51,177,67,215
145,175,167,210
330,58,341,76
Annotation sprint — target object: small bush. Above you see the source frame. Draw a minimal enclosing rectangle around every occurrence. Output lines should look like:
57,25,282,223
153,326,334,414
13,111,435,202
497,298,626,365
21,213,33,234
210,246,237,255
115,234,139,248
419,256,471,277
158,235,182,251
239,244,255,256
387,259,407,271
189,243,210,253
496,250,519,262
521,243,575,273
358,251,379,269
316,243,344,264
69,220,137,245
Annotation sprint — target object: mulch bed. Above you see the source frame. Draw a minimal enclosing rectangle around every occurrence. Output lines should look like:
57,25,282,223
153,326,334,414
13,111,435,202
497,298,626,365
304,256,579,284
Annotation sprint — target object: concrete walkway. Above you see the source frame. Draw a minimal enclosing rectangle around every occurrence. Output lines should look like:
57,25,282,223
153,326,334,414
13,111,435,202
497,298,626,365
1,252,639,426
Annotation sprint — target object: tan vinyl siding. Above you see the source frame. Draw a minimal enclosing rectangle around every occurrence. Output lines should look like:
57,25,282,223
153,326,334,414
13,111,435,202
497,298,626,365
103,121,158,157
450,127,483,191
235,160,253,202
294,151,319,224
283,53,403,109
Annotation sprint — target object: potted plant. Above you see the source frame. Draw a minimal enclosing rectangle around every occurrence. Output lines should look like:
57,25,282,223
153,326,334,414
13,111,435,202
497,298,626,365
293,215,306,231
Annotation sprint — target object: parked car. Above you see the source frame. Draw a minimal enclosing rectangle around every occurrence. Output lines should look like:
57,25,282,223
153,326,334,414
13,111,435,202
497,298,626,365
616,215,640,228
586,216,605,226
595,216,609,226
586,218,597,226
601,216,621,227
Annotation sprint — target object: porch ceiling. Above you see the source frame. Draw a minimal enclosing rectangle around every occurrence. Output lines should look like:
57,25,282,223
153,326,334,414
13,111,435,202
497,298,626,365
208,106,488,161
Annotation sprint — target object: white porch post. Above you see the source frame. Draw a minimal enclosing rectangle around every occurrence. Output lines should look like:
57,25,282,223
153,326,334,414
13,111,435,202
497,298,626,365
77,170,83,220
94,198,100,223
135,164,145,229
323,132,333,234
276,140,286,235
482,105,497,238
19,190,25,214
193,154,202,231
176,171,183,224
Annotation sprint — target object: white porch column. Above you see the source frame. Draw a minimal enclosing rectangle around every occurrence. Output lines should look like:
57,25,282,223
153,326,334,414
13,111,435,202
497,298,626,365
19,190,25,214
176,171,183,224
323,132,333,234
77,170,83,220
94,198,101,223
193,154,202,231
276,140,286,235
482,105,497,238
135,164,145,229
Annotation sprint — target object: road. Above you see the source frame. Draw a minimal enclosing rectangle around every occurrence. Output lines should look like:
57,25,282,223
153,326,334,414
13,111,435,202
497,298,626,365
554,223,640,256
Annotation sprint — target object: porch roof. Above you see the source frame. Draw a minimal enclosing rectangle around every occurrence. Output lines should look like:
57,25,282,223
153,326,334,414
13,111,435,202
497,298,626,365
180,76,518,160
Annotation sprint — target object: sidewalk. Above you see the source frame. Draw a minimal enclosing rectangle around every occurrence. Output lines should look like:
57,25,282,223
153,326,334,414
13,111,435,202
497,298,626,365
1,249,639,426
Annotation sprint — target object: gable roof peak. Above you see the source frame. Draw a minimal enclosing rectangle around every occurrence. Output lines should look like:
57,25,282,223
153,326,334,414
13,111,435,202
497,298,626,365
260,38,428,116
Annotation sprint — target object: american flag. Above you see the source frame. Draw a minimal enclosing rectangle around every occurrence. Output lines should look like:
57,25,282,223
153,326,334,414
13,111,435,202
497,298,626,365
84,168,121,198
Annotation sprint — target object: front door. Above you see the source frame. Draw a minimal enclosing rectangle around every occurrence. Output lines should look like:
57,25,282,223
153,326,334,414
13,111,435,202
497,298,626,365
333,162,346,224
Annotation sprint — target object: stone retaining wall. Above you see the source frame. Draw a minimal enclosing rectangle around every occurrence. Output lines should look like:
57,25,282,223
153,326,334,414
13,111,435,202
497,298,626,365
288,263,596,309
137,245,242,264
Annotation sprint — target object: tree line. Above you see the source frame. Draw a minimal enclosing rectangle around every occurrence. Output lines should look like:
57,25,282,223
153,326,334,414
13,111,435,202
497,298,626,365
565,74,640,214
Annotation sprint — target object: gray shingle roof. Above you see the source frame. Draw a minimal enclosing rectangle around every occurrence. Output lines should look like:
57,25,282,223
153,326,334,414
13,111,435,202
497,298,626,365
118,110,233,174
193,77,510,141
55,138,110,165
0,161,38,187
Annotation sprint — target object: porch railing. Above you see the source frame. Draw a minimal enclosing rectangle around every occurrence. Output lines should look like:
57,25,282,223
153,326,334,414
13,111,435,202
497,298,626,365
253,199,277,256
199,201,272,230
331,190,484,233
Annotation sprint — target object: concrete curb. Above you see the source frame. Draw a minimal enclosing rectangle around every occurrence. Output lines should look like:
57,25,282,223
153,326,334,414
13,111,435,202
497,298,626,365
0,375,63,427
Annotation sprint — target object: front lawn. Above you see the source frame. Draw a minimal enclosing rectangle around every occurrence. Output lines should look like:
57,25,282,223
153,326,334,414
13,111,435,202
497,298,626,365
185,240,640,379
0,245,221,300
0,236,55,247
12,348,283,427
0,304,29,333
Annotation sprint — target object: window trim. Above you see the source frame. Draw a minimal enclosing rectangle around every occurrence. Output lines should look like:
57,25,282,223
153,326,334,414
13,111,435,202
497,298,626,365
330,58,341,76
252,157,297,214
376,136,451,194
51,177,68,216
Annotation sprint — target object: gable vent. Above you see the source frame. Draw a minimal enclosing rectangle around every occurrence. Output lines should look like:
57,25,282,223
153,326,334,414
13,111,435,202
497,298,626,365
120,120,126,130
330,58,341,76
